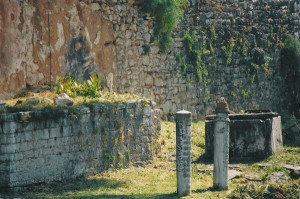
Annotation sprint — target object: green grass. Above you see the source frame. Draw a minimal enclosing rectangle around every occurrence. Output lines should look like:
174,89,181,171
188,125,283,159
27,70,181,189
1,121,299,199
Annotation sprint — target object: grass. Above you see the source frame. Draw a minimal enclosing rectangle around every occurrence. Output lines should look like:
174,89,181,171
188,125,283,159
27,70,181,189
0,121,299,199
1,91,147,114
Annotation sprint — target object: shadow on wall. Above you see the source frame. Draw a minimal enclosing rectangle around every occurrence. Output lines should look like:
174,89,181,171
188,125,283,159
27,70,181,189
66,35,96,80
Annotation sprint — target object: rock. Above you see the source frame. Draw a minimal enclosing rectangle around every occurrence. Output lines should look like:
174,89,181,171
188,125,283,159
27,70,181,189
25,92,36,97
26,97,40,105
0,102,6,111
283,164,300,172
145,75,153,86
256,163,270,168
142,56,150,65
228,170,243,180
54,93,74,106
90,3,100,11
229,164,242,169
245,174,262,181
284,165,300,179
269,172,289,182
129,24,137,31
26,97,53,105
197,166,213,173
42,98,54,105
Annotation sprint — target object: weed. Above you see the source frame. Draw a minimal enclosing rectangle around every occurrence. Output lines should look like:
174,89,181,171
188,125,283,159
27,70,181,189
222,37,235,65
240,89,251,99
119,133,125,143
56,74,102,98
114,138,118,147
117,151,124,168
126,148,131,162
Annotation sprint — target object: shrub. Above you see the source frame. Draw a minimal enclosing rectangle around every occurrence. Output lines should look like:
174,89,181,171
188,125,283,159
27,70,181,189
139,0,188,52
279,35,300,113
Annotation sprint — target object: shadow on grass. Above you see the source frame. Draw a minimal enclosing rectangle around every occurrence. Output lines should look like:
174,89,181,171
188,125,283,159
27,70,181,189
1,178,181,199
0,178,127,198
68,193,180,199
192,152,274,165
192,186,220,194
192,153,212,164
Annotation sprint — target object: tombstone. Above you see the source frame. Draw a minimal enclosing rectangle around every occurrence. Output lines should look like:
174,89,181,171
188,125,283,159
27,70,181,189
176,110,192,196
213,97,230,190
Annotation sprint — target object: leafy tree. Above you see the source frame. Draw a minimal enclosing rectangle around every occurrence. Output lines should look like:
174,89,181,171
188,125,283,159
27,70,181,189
279,34,300,113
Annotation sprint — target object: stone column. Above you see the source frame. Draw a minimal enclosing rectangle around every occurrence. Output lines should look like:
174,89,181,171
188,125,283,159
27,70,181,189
213,98,230,190
176,110,192,196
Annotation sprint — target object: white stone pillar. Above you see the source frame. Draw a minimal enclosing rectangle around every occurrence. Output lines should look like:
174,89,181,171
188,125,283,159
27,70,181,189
176,110,191,196
213,112,230,190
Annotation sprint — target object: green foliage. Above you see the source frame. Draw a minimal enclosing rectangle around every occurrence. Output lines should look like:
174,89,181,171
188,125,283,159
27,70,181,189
280,111,300,147
139,0,188,52
279,34,300,112
117,151,124,168
221,37,234,65
182,31,209,83
248,56,272,83
261,56,272,76
142,44,151,54
240,89,251,99
242,40,248,57
56,74,102,98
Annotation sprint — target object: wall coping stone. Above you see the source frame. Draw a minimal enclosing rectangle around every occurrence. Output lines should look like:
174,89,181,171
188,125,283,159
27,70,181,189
205,112,279,121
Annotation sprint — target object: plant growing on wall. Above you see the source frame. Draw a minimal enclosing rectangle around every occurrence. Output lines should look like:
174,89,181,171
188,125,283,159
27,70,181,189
181,31,209,84
221,37,234,65
139,0,188,52
56,75,102,98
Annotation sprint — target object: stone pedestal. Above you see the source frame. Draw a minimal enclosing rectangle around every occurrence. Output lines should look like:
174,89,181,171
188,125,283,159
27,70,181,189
176,110,192,196
213,113,230,190
205,112,283,161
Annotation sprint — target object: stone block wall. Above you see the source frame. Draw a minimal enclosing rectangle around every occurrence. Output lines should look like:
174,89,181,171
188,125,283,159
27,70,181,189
1,0,299,118
205,113,283,161
0,101,161,188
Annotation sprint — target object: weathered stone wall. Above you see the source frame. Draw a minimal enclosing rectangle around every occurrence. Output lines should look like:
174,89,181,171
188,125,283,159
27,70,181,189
0,0,115,99
1,0,299,118
0,101,160,188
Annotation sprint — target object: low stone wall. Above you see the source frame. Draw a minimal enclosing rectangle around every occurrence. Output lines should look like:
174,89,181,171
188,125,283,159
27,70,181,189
0,101,161,188
205,112,283,161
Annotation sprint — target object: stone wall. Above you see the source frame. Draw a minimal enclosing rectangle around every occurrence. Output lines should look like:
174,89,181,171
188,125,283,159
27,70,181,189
0,101,161,188
1,0,299,118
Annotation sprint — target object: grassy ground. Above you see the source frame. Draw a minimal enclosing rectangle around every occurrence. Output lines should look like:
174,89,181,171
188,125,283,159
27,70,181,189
0,121,299,199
